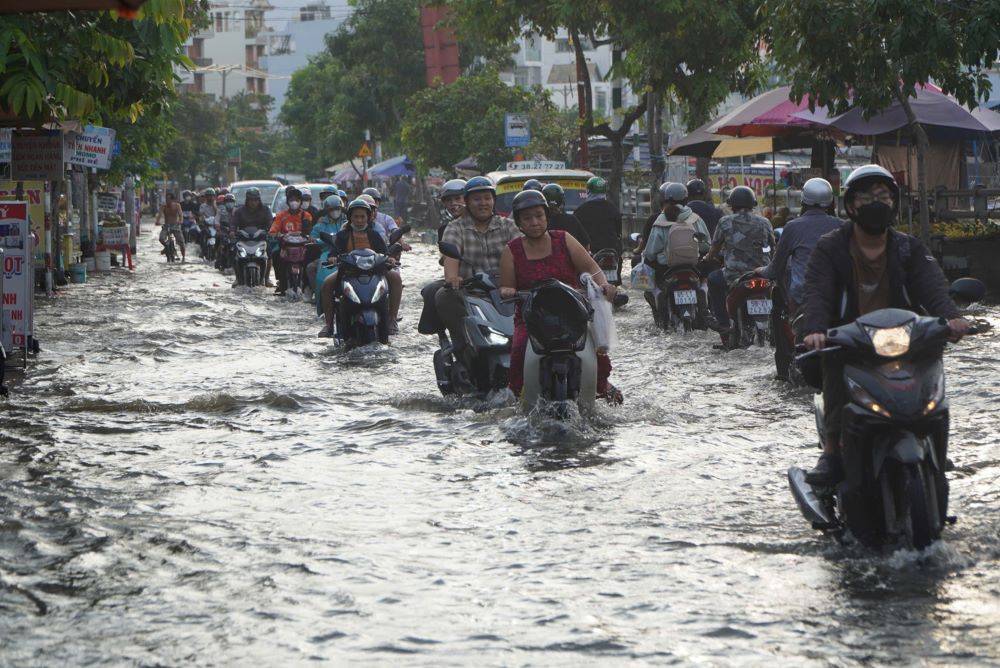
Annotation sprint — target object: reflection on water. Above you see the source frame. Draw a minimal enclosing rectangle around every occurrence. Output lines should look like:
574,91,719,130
1,236,998,665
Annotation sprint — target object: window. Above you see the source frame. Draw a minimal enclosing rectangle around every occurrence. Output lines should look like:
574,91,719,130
555,36,594,53
514,66,542,88
193,72,205,93
524,34,541,61
215,12,223,32
596,90,608,115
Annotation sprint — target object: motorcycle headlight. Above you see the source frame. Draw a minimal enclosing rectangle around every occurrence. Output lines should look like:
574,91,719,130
254,246,266,258
237,246,247,258
371,280,387,304
867,325,911,358
342,282,362,304
846,376,892,418
482,326,509,347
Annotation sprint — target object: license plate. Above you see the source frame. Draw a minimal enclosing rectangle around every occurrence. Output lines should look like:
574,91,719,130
747,299,772,315
603,269,619,283
673,289,697,305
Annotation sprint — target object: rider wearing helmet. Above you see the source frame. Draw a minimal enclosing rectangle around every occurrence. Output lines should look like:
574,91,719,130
800,165,969,486
418,178,468,335
643,182,711,279
572,175,623,261
269,185,313,295
299,187,320,235
230,187,273,286
541,183,591,248
307,194,346,293
427,177,519,349
755,178,843,379
362,187,400,244
521,178,543,192
704,186,775,337
439,178,467,229
317,198,394,338
686,178,723,238
499,189,621,403
216,193,238,270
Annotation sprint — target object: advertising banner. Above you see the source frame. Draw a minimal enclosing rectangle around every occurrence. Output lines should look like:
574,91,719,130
67,125,116,170
0,181,45,258
0,202,33,353
11,131,64,181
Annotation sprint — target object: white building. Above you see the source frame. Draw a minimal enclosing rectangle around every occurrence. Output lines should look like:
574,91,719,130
502,31,638,117
259,2,351,124
178,0,273,101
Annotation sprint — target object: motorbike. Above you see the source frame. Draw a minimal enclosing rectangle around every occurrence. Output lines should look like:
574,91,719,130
434,242,514,397
517,278,599,416
788,281,983,550
770,282,804,383
329,226,408,349
235,226,268,287
163,229,179,264
181,211,198,245
279,232,310,301
656,266,707,333
199,216,217,261
725,270,774,348
592,248,629,309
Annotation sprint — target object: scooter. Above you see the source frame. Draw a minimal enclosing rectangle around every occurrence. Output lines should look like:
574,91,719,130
279,232,310,301
592,248,629,309
517,278,598,416
726,271,773,348
434,242,513,397
656,266,707,333
181,211,198,245
333,227,408,349
199,216,217,261
788,281,983,550
235,226,268,287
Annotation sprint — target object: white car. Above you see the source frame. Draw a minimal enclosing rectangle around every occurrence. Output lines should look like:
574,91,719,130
271,183,340,215
229,180,283,209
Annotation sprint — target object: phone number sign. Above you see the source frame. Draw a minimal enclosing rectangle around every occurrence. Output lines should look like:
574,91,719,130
1,202,33,352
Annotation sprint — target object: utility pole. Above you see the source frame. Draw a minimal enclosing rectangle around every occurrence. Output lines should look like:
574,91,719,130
576,57,589,169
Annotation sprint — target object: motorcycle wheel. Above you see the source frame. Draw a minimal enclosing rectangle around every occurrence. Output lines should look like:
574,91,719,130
905,462,940,550
358,324,378,347
246,266,257,288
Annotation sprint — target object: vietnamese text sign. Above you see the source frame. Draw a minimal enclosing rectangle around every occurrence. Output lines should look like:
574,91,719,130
97,191,119,212
504,160,566,171
0,202,33,352
11,131,64,181
504,113,531,148
0,181,45,258
67,125,116,170
0,129,11,163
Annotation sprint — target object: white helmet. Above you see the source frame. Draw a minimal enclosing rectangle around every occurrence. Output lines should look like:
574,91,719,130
298,187,312,200
800,178,834,207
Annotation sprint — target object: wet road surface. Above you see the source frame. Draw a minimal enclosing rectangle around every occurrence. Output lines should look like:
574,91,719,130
1,232,999,666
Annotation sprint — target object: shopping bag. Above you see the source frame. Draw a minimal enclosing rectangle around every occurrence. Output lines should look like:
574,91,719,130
630,259,654,291
582,273,616,354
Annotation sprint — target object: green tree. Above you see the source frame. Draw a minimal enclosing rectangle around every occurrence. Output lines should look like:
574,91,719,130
401,69,556,172
762,0,1000,242
160,93,225,188
0,0,198,124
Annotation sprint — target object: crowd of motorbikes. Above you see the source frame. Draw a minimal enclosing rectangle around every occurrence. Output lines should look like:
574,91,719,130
162,185,992,556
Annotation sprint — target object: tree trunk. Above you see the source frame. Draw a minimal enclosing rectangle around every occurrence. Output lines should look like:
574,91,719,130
608,135,625,210
896,91,931,245
696,157,710,183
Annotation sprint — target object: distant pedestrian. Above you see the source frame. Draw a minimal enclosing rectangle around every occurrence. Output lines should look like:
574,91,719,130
393,177,411,222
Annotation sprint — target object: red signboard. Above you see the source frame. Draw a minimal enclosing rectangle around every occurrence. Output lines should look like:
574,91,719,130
420,6,460,86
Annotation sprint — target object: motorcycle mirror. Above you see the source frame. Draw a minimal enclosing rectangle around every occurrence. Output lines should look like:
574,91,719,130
628,232,642,245
389,225,411,244
319,231,337,246
949,277,986,305
438,242,463,261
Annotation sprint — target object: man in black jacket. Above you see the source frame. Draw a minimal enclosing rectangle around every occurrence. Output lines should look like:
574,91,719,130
685,178,723,238
801,165,969,485
542,183,590,248
573,177,622,255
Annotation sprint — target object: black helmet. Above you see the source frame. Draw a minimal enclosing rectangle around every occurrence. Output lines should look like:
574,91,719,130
659,182,688,204
362,187,382,202
686,179,708,198
245,187,261,200
727,186,757,210
522,179,543,192
285,185,302,201
464,176,496,198
541,183,565,207
440,178,467,200
511,190,549,223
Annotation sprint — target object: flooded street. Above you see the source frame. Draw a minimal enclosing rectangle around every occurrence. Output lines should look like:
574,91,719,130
2,233,999,666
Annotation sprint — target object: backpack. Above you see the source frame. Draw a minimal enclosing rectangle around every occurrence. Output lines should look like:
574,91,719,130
666,219,700,268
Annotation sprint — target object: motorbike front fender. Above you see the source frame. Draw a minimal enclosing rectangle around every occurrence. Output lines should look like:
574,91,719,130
356,309,380,326
873,430,935,479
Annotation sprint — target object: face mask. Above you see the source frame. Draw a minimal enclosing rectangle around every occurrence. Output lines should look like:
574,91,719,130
289,201,301,211
329,209,342,218
350,222,367,232
854,201,893,236
225,203,234,211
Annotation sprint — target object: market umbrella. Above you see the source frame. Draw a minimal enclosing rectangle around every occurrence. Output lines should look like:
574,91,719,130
0,0,146,12
668,119,812,158
369,155,415,178
708,86,822,138
792,87,1000,140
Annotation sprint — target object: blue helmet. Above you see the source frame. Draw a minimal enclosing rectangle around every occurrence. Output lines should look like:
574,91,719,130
464,176,496,199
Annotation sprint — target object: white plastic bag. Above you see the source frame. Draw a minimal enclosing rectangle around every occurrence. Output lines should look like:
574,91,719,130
582,273,617,354
630,259,654,291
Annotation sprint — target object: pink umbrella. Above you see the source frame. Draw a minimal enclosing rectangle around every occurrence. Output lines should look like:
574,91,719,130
708,86,821,138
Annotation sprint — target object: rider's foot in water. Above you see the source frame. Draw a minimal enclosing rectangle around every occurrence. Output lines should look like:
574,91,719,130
388,322,399,335
265,280,275,288
805,452,843,487
318,324,331,338
599,383,624,405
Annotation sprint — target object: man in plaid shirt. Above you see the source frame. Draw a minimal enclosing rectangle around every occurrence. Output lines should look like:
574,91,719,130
434,177,519,353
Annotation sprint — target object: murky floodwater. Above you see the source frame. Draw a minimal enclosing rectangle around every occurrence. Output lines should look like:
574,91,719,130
2,230,999,666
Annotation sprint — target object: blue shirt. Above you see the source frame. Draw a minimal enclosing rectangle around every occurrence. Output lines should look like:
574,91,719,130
761,209,843,305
